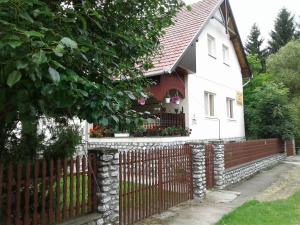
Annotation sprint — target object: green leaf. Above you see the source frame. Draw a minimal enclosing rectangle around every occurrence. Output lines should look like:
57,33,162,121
7,40,22,48
24,31,44,38
60,37,78,49
32,50,47,64
16,60,28,70
7,71,22,87
111,115,119,123
99,118,108,127
19,11,34,23
48,67,60,83
53,43,65,57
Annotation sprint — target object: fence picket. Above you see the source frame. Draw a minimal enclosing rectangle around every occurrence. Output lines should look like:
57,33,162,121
82,156,86,214
33,161,39,225
24,161,30,225
15,162,22,225
76,157,80,216
0,164,2,220
42,160,47,225
63,159,68,220
55,159,61,223
49,160,54,224
69,159,74,217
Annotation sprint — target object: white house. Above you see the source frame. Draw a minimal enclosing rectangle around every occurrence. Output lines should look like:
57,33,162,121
87,0,251,143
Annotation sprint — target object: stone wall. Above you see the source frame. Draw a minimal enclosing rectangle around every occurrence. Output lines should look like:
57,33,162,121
89,148,119,225
190,143,206,200
224,153,286,187
212,141,225,190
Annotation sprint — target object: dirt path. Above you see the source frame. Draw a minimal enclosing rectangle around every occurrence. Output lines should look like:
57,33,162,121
255,157,300,202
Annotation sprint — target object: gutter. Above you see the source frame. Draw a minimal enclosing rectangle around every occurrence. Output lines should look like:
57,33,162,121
144,69,171,77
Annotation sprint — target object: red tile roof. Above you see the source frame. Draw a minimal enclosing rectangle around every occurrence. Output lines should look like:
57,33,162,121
145,0,222,76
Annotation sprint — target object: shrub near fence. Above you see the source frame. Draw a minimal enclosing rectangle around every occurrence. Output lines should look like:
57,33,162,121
224,138,284,169
0,154,97,225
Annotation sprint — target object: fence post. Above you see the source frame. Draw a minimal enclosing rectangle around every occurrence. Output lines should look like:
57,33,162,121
189,143,206,200
211,141,225,190
89,147,119,225
285,139,296,156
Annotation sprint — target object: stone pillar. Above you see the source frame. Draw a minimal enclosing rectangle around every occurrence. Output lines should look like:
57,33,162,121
190,143,206,200
89,148,119,225
211,141,225,190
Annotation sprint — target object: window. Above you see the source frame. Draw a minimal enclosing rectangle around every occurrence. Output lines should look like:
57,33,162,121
207,34,216,58
204,92,215,117
222,44,229,65
226,98,234,119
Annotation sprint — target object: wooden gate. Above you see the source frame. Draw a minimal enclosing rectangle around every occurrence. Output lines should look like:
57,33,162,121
205,144,214,189
119,145,193,225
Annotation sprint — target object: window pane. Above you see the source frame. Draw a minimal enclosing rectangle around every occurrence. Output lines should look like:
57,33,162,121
204,93,208,116
209,94,214,116
208,35,216,57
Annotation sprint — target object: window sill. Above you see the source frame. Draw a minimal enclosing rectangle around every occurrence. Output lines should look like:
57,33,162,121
208,54,217,59
227,118,236,121
205,116,218,120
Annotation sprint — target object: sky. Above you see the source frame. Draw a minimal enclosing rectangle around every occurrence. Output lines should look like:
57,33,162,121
184,0,300,46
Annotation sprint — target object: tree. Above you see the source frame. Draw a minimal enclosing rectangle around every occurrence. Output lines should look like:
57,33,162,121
267,40,300,97
267,40,300,144
245,23,266,72
268,8,296,54
244,79,295,140
0,0,184,157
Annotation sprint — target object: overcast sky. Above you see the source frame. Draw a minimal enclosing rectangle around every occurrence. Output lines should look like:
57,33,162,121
184,0,300,46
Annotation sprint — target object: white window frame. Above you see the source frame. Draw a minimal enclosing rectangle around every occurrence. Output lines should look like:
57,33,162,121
226,97,235,119
207,34,216,58
204,92,216,117
222,44,229,65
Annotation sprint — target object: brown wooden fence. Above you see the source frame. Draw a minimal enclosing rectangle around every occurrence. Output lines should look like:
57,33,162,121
224,138,284,169
119,145,193,225
0,154,97,225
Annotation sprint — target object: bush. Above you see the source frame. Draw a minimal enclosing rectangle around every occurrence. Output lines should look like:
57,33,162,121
245,80,295,140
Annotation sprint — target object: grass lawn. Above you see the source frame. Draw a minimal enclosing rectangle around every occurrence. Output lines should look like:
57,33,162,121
216,191,300,225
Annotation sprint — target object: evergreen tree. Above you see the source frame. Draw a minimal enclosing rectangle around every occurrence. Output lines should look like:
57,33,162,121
268,8,296,54
245,23,266,73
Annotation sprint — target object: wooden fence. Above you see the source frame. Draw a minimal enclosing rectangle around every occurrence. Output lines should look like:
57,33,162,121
224,138,284,169
119,145,193,225
0,154,97,225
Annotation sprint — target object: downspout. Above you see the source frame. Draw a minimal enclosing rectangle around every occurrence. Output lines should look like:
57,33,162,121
243,78,251,87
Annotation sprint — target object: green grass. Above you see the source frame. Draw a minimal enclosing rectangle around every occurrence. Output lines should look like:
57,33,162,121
216,191,300,225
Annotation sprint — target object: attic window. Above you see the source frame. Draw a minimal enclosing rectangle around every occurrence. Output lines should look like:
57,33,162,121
207,34,216,58
222,44,229,65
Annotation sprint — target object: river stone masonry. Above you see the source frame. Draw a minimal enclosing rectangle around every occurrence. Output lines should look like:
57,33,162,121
224,153,286,187
190,143,206,200
89,147,119,225
211,141,225,190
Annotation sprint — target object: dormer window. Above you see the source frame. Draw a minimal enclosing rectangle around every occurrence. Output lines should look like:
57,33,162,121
222,44,229,65
207,34,216,58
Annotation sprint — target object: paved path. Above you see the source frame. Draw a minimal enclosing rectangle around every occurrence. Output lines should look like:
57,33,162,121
136,156,300,225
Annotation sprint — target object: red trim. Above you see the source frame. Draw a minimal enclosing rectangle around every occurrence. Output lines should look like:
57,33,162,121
149,73,185,101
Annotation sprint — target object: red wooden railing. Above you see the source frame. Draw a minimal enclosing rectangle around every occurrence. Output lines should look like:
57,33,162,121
0,154,97,225
119,145,193,225
143,113,185,129
224,138,284,169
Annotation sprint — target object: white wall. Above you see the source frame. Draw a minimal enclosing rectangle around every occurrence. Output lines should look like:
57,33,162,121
185,12,245,139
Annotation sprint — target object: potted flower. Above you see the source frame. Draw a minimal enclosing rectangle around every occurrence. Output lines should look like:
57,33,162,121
165,92,171,103
171,96,180,105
